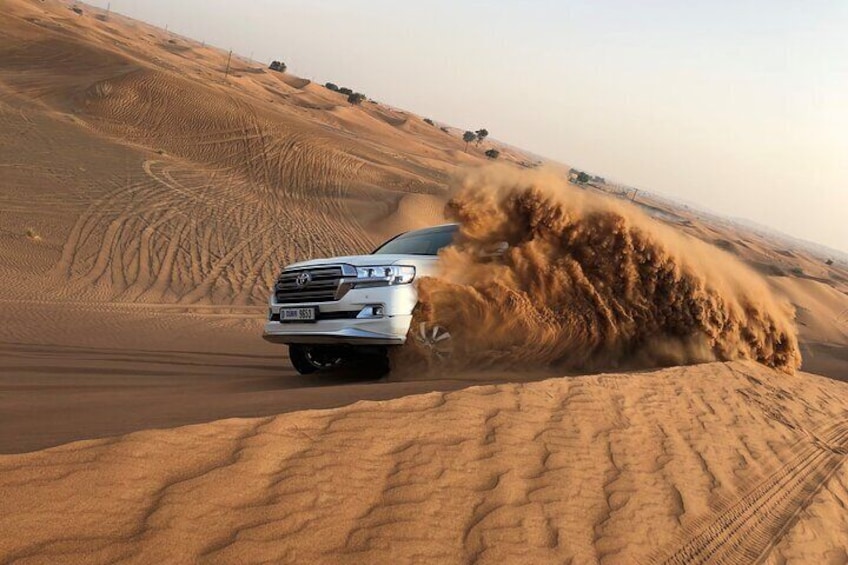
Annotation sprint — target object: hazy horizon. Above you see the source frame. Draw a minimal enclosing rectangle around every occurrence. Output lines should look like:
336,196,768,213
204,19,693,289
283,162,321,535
85,0,848,253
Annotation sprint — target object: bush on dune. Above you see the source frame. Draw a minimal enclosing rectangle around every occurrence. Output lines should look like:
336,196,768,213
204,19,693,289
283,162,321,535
347,92,366,105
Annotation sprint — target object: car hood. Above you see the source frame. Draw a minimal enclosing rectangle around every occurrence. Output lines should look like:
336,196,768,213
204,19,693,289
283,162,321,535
285,254,438,270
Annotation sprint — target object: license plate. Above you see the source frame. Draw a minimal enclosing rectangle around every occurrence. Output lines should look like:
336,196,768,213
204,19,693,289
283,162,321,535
280,307,317,322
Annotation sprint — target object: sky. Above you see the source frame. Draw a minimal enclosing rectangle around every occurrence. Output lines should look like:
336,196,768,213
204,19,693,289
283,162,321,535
88,0,848,252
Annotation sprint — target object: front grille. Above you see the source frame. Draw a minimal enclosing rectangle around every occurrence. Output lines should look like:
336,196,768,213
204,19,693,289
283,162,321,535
275,266,343,304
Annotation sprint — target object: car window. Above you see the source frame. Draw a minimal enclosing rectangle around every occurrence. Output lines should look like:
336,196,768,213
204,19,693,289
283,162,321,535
372,226,457,255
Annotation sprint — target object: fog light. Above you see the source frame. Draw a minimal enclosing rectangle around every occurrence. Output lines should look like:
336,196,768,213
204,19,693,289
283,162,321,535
356,305,385,319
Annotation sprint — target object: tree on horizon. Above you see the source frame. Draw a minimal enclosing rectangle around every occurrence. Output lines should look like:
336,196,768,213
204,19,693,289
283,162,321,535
463,131,477,152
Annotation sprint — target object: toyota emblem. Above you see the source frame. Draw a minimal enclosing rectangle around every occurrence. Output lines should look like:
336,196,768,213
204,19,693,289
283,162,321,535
295,271,312,288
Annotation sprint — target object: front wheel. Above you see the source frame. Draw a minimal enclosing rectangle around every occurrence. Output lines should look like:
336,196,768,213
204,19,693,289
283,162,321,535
410,321,454,364
288,345,344,375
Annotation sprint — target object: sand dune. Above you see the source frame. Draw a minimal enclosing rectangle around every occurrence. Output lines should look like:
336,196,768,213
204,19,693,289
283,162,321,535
0,0,463,306
770,276,848,345
2,1,848,563
1,362,846,563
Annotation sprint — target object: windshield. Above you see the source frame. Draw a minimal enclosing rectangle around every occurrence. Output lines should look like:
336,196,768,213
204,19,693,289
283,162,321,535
372,225,458,256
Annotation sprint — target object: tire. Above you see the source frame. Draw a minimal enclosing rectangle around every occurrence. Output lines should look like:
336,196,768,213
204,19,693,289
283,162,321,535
288,345,344,375
289,345,317,374
410,321,454,364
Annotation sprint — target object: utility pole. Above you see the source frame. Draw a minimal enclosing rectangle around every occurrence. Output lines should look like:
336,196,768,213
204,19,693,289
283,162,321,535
224,49,232,79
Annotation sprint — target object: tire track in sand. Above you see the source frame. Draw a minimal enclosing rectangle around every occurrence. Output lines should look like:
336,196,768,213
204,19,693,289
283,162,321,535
653,421,848,564
49,68,425,304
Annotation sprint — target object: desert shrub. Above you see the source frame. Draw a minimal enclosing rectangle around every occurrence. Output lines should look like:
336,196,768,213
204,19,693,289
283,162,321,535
25,228,41,241
269,61,287,72
485,149,500,159
424,118,434,126
440,127,450,133
790,267,804,276
348,92,366,105
325,82,339,91
338,87,353,96
475,128,489,144
576,171,590,183
825,259,834,266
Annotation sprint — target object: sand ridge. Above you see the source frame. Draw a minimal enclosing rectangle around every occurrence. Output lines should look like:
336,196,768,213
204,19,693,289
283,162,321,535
1,362,847,564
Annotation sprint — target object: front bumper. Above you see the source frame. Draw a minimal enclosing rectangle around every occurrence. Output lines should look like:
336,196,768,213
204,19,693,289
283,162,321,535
263,284,416,346
263,315,412,345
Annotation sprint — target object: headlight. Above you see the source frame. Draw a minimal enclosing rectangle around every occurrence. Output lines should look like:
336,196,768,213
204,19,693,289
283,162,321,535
354,265,415,287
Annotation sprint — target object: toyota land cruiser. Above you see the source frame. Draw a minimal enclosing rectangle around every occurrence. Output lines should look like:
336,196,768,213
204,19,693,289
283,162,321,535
263,224,457,374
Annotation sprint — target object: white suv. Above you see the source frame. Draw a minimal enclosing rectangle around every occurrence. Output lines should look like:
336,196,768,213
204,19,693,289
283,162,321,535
263,224,457,374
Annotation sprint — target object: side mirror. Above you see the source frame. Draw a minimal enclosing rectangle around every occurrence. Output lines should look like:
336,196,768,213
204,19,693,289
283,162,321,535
480,241,509,259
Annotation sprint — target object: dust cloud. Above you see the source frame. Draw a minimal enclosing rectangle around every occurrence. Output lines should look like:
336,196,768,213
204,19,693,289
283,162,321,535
415,167,801,373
